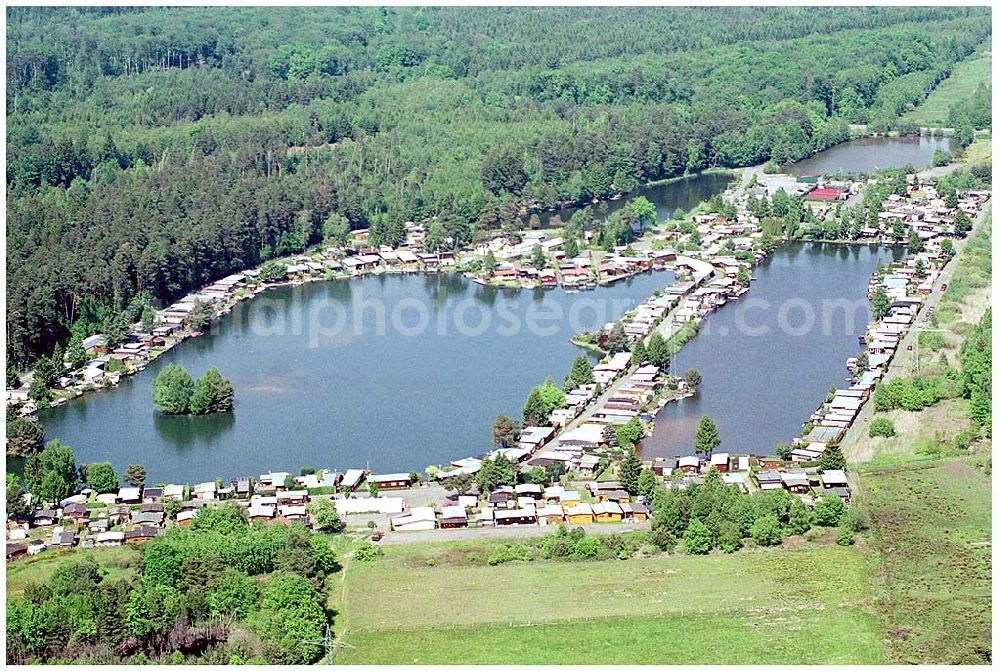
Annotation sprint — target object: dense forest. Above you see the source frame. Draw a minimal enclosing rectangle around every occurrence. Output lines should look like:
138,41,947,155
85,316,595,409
6,6,992,366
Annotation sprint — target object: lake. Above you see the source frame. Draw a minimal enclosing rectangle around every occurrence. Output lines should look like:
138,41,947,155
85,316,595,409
36,271,678,483
641,242,905,459
786,136,957,175
534,171,735,227
28,139,916,483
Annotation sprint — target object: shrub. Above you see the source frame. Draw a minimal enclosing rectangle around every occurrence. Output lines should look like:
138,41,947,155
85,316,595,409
573,535,603,559
813,495,846,527
869,417,896,437
840,506,869,533
488,544,533,565
749,514,782,546
353,539,382,562
717,521,743,554
836,526,855,546
803,527,827,543
787,499,813,535
683,518,713,555
638,543,660,556
649,525,677,553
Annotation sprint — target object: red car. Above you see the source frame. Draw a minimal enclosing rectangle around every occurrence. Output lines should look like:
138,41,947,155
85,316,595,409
940,283,947,292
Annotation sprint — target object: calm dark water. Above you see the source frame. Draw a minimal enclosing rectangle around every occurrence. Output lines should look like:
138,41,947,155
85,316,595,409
787,136,956,175
535,171,734,226
36,271,677,483
642,242,905,459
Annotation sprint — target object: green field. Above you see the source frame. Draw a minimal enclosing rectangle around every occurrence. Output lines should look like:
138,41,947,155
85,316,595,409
963,137,992,165
333,541,885,664
902,52,992,127
343,608,883,665
859,457,992,664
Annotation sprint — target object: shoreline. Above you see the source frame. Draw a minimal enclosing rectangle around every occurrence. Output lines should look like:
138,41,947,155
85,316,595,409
14,172,988,487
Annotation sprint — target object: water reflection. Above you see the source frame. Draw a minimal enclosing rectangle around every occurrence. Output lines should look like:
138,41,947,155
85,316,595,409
153,411,237,451
787,136,956,175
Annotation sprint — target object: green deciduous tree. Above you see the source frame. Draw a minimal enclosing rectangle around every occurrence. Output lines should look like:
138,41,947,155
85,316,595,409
152,364,194,414
25,439,79,503
683,368,702,389
749,513,782,546
813,494,846,527
616,418,644,450
86,462,118,494
208,570,259,620
186,299,214,332
683,517,712,554
252,573,327,664
308,498,342,533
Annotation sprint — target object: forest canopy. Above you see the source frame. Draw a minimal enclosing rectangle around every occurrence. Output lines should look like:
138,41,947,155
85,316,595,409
6,6,992,365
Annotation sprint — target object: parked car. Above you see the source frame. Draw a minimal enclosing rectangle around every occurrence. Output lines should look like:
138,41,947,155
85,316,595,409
940,283,947,292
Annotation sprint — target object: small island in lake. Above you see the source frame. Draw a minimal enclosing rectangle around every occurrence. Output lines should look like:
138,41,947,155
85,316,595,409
152,364,234,415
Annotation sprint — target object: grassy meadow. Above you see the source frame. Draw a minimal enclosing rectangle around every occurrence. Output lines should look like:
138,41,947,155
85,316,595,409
332,541,885,664
858,456,991,664
902,52,991,127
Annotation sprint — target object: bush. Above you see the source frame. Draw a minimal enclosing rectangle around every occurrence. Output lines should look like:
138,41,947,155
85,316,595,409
749,514,782,546
836,526,855,546
873,377,941,412
573,535,603,559
868,417,896,437
649,525,677,553
840,506,869,533
803,527,827,543
638,543,660,556
813,495,846,527
353,539,382,562
487,543,533,565
717,521,743,553
932,148,952,167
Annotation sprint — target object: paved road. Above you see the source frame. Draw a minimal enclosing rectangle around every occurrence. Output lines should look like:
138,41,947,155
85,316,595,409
380,520,651,545
841,200,991,463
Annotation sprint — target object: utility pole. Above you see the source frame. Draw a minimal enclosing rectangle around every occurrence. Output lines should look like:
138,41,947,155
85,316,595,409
305,626,355,665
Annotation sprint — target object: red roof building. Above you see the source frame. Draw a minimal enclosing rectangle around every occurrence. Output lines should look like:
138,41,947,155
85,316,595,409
805,188,846,202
